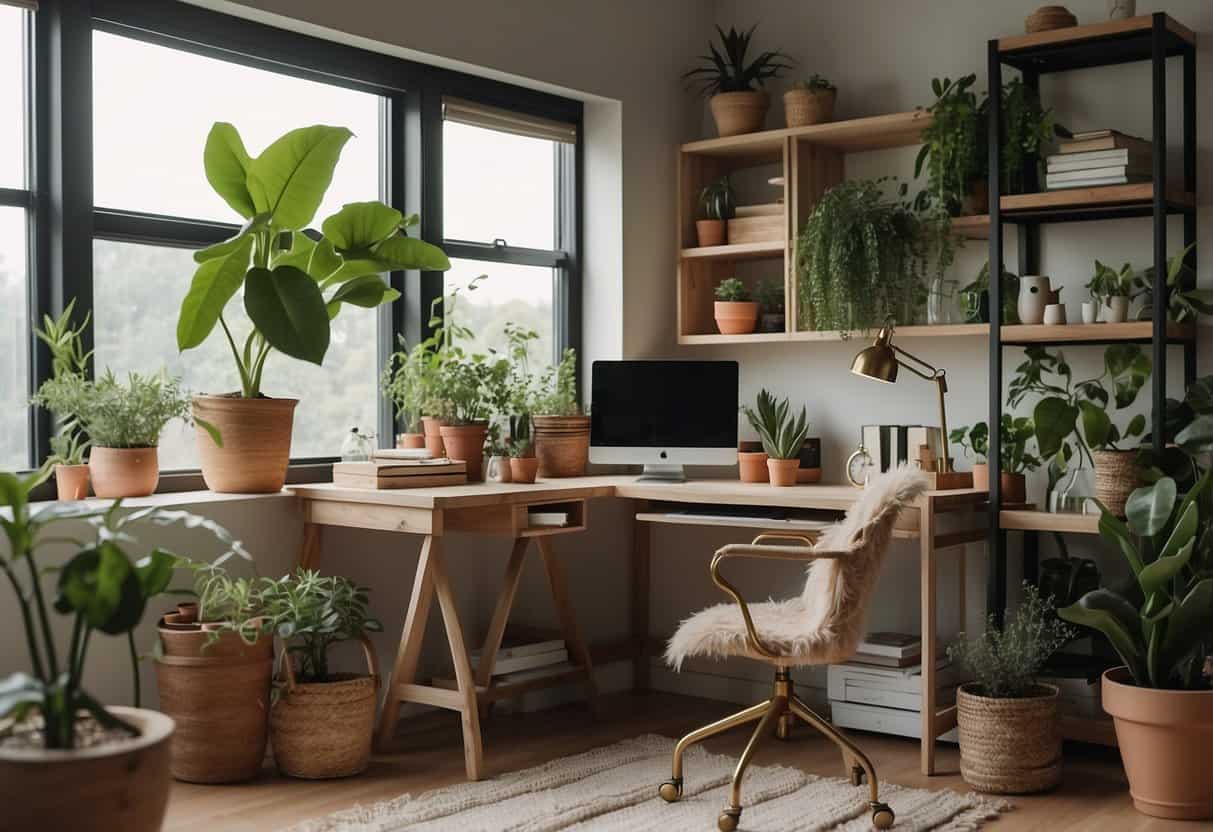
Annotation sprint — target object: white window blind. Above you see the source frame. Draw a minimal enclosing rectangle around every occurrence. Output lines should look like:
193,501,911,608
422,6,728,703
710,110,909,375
443,97,576,144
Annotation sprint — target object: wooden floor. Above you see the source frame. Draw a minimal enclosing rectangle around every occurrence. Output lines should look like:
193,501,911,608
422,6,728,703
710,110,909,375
166,691,1184,832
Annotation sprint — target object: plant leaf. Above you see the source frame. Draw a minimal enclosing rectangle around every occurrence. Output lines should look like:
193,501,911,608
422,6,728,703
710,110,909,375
372,235,452,272
203,122,256,218
243,265,330,365
135,548,180,598
176,235,254,351
326,275,397,311
321,202,402,253
1176,414,1213,453
247,126,353,230
1033,396,1078,459
1058,589,1149,684
1159,578,1213,676
1125,477,1176,539
1078,400,1112,449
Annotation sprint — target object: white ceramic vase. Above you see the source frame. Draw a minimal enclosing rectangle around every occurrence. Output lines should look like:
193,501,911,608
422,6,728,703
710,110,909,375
1081,301,1098,324
1104,296,1130,323
1107,0,1135,20
1043,303,1067,325
1017,276,1052,325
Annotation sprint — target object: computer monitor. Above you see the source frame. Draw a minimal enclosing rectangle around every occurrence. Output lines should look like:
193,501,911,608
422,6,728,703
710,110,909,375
589,360,739,481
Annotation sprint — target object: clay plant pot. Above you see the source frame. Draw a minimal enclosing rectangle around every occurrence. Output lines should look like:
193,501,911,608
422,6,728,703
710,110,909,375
396,432,425,449
440,423,489,482
972,462,990,491
0,705,173,832
783,87,835,127
54,463,90,501
1091,449,1140,517
421,416,447,458
709,90,770,137
767,458,800,487
1000,472,1027,504
695,219,726,247
193,394,298,493
532,415,591,478
155,621,273,783
713,301,759,335
957,683,1061,794
510,456,540,484
89,446,159,498
738,451,769,483
1104,666,1213,819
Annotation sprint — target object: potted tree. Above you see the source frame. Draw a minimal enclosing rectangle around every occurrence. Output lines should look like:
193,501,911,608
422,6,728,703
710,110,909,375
755,277,785,333
32,300,93,500
0,466,243,830
176,122,450,492
696,177,734,247
533,348,590,478
265,570,383,780
683,25,792,137
1086,259,1135,323
741,389,808,487
714,277,759,335
783,75,836,127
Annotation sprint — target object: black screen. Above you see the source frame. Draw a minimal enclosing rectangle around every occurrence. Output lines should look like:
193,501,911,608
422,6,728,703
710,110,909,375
590,361,738,448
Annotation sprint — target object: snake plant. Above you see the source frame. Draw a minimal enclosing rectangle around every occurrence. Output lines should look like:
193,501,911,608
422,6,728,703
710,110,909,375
741,389,809,460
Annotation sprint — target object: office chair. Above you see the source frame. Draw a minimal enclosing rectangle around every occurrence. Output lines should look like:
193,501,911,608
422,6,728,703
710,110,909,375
659,465,929,831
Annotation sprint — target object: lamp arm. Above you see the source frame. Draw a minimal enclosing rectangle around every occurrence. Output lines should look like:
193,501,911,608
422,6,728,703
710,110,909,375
892,345,953,473
891,344,942,381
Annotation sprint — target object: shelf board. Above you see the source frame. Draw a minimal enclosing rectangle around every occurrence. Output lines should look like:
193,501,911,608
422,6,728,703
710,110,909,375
788,324,989,342
677,331,790,346
1000,510,1099,534
680,240,784,261
1001,321,1196,345
999,14,1194,74
951,214,990,240
1000,184,1194,223
681,110,931,162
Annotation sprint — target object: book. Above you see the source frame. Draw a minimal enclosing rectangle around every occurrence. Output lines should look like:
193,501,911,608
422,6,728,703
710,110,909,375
1046,174,1149,190
528,511,570,527
1046,165,1149,184
832,656,951,678
472,647,568,676
1058,131,1151,155
848,651,921,668
336,459,466,476
1046,148,1148,171
332,471,467,489
905,427,943,468
857,632,921,659
373,448,435,460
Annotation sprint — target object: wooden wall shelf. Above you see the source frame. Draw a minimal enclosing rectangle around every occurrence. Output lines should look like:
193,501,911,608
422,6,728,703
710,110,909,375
1001,183,1195,223
679,241,784,261
1002,321,1195,345
681,110,931,160
999,14,1193,74
1000,510,1099,535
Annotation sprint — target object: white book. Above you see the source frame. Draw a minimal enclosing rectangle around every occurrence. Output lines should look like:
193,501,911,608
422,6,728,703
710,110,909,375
829,661,960,701
494,660,578,685
857,632,921,658
528,511,569,527
471,639,565,661
1046,165,1140,184
1046,174,1146,189
473,647,568,677
1046,149,1147,171
832,656,951,678
830,700,959,743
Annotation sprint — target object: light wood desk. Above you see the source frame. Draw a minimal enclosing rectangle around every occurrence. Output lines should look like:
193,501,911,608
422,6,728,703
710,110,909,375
290,477,985,779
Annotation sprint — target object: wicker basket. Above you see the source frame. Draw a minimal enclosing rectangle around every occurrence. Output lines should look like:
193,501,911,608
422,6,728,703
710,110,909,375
1092,449,1141,517
783,88,835,127
709,91,769,137
270,634,380,779
957,683,1062,794
533,415,591,477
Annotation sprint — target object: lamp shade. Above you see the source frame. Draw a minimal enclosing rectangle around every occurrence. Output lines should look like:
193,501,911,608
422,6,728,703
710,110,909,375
850,326,898,383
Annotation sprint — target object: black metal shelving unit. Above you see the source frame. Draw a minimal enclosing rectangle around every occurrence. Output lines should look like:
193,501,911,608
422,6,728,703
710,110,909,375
986,14,1198,623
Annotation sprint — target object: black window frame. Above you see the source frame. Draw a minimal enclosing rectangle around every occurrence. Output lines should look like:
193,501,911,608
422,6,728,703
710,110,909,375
17,0,582,488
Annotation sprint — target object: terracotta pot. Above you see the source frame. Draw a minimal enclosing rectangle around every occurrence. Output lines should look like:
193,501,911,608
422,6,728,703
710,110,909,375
0,705,173,832
958,683,1061,794
440,423,489,482
709,90,770,137
783,87,835,127
714,300,759,335
972,462,990,491
533,415,591,478
1103,666,1213,819
767,458,800,487
1092,449,1140,517
54,463,90,501
738,451,769,483
695,219,726,247
796,467,822,483
193,395,297,493
176,602,198,623
89,446,159,498
155,622,273,784
396,433,425,449
421,416,447,458
1000,472,1027,504
510,456,540,483
738,439,763,453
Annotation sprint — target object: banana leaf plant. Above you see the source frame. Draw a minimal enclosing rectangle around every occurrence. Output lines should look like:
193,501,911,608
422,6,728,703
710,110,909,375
741,389,809,460
177,123,451,398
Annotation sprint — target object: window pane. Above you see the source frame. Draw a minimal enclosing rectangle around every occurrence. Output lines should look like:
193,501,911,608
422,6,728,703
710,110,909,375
444,258,554,365
443,121,555,249
93,240,380,467
0,208,29,469
0,6,27,188
92,31,381,223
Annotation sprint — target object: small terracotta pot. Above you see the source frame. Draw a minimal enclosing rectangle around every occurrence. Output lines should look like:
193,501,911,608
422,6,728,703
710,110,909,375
440,423,489,482
421,416,447,458
709,90,770,137
510,456,539,483
176,602,198,623
396,433,425,449
767,458,800,487
738,451,769,483
1103,666,1213,819
89,446,159,498
714,301,759,335
783,87,835,127
972,462,990,491
193,395,297,493
695,219,726,247
54,463,90,501
1000,472,1027,504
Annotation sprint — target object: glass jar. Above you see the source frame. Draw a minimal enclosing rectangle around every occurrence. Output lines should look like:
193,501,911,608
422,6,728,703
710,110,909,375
927,276,960,325
340,427,375,461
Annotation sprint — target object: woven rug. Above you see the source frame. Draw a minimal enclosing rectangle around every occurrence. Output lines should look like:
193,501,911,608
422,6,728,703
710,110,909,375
287,735,1010,832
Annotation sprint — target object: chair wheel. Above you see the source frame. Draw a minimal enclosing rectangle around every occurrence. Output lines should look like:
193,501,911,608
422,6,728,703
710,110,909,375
871,802,895,829
850,764,867,786
718,808,741,832
658,778,682,802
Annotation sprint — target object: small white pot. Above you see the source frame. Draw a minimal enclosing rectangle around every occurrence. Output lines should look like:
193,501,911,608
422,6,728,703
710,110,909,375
1043,303,1067,325
1081,301,1098,324
1103,296,1130,323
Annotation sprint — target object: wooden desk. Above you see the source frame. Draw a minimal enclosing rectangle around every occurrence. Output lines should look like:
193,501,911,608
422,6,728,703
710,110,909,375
291,477,985,779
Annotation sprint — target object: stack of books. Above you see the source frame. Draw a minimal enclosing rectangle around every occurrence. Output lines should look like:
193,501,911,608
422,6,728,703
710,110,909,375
861,426,944,474
331,457,467,489
850,631,924,668
829,655,960,742
434,639,571,691
1046,130,1152,190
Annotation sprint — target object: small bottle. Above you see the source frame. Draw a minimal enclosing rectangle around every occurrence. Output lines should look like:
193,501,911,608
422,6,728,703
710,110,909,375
341,427,373,462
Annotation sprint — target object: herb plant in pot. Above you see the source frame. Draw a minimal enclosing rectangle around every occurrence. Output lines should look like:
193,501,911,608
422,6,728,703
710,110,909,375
713,277,758,335
783,75,836,127
32,300,93,500
177,122,450,492
683,25,791,137
1086,259,1135,323
696,177,735,247
265,570,383,780
381,335,427,449
435,353,500,482
742,389,808,487
509,413,539,483
533,348,590,478
949,583,1075,794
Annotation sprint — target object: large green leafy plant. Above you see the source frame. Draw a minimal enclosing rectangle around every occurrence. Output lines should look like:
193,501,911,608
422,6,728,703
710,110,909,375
682,25,792,96
915,74,985,217
1135,243,1213,323
178,123,450,398
950,415,1041,475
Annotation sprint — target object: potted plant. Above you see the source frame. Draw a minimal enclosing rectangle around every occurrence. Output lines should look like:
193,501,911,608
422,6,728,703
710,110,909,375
533,348,590,478
950,421,989,489
33,368,196,498
784,74,836,127
265,569,383,779
713,277,759,335
32,300,93,500
508,413,539,484
755,277,785,332
1135,243,1213,323
916,74,986,217
959,261,1020,325
0,466,241,830
949,583,1074,794
950,416,1040,501
696,177,734,247
381,335,427,449
433,353,502,482
683,24,792,137
176,122,450,492
1086,259,1135,323
741,389,808,487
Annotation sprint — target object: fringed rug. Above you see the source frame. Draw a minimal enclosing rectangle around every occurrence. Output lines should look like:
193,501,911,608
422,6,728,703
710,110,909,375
287,735,1010,832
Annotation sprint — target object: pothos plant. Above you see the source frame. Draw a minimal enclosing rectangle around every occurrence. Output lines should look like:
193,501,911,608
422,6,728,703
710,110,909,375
177,122,450,398
950,415,1041,474
915,74,985,217
1135,243,1213,323
1086,259,1135,305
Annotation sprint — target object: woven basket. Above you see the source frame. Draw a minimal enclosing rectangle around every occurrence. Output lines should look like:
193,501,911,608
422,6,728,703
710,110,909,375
533,415,590,477
783,88,835,127
270,634,380,779
1092,449,1141,517
709,91,769,137
957,683,1062,794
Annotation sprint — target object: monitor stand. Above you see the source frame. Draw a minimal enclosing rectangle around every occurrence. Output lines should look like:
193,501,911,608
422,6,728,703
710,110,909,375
636,464,687,482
